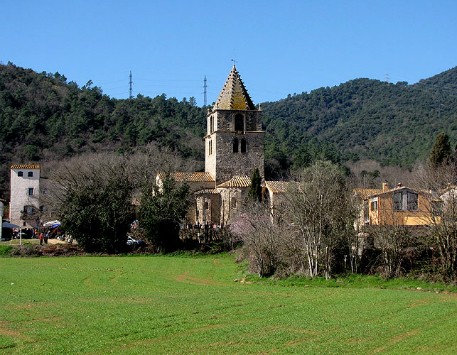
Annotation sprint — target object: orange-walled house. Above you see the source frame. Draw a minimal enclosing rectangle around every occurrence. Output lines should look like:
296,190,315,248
355,182,440,228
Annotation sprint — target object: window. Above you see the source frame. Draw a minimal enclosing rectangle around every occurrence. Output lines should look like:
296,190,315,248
18,171,23,177
23,205,36,215
393,192,402,211
363,202,369,223
231,197,237,208
370,200,378,211
240,138,247,153
204,201,209,210
393,190,418,211
28,171,33,177
208,140,212,155
233,138,239,153
210,116,214,133
235,114,244,132
28,188,34,196
407,191,418,211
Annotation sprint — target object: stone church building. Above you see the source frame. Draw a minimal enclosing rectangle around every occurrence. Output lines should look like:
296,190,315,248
158,65,288,227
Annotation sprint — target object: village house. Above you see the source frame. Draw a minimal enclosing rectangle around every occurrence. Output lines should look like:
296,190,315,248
354,182,440,229
9,163,41,229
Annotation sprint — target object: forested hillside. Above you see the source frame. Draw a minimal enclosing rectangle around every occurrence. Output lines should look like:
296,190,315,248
261,67,457,169
1,62,457,198
0,63,206,197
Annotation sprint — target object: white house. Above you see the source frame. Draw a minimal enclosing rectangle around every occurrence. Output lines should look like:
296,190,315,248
9,163,41,228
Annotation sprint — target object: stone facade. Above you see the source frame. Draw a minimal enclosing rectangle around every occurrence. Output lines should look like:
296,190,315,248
205,108,264,184
162,65,273,227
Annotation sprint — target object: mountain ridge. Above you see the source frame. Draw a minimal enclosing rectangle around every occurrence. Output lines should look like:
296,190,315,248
1,62,456,197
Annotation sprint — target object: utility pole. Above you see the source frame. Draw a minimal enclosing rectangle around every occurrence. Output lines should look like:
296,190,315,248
203,76,207,107
129,71,133,99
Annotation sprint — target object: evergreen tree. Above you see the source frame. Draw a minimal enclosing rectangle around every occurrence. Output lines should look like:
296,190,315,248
248,168,262,203
138,175,190,252
430,133,452,167
51,154,135,253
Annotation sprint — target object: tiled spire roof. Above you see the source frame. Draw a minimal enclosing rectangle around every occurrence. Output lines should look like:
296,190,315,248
214,65,256,111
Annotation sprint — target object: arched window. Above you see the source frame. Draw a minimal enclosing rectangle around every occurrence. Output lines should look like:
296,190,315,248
210,116,214,133
233,138,239,153
231,197,237,208
234,114,244,132
241,138,247,153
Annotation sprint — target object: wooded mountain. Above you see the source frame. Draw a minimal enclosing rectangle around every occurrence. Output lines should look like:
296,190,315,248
1,62,456,198
0,63,206,198
261,67,457,170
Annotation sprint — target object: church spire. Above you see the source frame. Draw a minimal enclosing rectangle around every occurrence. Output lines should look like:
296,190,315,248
214,65,256,111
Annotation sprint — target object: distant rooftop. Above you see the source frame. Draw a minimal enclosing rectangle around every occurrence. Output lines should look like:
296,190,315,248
10,163,40,169
161,172,215,183
265,181,292,194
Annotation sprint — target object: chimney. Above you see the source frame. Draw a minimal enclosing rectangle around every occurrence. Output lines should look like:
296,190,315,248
382,181,390,192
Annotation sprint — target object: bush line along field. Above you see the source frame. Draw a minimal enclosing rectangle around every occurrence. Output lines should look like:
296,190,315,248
1,254,457,354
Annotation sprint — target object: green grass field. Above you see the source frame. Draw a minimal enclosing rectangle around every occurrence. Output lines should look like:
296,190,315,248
1,253,457,354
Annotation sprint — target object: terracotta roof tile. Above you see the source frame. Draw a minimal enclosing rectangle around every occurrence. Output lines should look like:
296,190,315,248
162,172,215,183
265,181,292,194
217,175,251,188
10,163,40,169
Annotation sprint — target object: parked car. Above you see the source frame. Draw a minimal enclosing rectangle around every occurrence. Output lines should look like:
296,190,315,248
126,236,145,247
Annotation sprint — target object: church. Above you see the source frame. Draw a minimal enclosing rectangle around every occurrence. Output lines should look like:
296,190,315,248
157,65,288,227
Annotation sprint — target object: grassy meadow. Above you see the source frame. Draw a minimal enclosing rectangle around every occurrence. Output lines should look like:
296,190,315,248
1,253,457,354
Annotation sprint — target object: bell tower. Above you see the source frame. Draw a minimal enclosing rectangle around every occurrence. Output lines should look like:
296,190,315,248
205,66,264,185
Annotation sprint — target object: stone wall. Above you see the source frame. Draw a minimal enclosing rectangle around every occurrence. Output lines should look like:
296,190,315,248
213,131,264,184
205,109,264,185
195,193,221,225
218,188,247,225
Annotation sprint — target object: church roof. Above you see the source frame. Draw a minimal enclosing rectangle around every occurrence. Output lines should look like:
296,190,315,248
160,172,215,183
194,188,220,195
214,65,256,111
217,175,252,188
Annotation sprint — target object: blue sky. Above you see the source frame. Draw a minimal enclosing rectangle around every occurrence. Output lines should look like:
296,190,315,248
2,0,456,106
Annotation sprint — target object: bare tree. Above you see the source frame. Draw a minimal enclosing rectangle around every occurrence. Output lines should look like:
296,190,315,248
413,161,457,280
283,161,356,279
230,203,289,277
434,188,457,278
126,143,201,189
412,162,457,279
